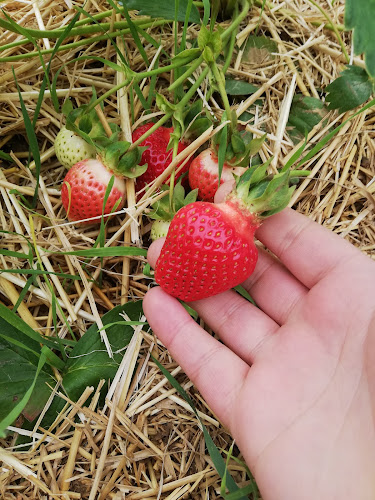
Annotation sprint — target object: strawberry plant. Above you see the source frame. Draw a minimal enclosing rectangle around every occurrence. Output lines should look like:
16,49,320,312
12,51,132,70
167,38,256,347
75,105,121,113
0,0,374,498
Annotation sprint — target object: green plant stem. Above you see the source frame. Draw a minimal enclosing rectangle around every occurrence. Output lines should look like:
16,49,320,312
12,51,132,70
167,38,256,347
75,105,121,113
179,65,210,107
168,55,204,91
222,21,238,74
164,2,250,95
221,0,251,41
169,139,180,211
0,21,166,62
85,55,199,114
0,18,163,41
131,114,172,149
306,0,349,63
210,62,233,124
130,67,210,150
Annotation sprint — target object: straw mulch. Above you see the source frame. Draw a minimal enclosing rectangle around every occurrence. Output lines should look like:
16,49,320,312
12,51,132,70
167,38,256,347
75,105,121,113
0,0,374,498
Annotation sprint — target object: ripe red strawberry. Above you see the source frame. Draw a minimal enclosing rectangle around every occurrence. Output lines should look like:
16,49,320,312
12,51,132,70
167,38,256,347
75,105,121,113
155,164,309,301
61,159,126,224
188,149,234,202
132,123,192,193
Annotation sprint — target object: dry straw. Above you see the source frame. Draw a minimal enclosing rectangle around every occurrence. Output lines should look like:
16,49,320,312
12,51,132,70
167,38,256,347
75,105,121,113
0,0,374,498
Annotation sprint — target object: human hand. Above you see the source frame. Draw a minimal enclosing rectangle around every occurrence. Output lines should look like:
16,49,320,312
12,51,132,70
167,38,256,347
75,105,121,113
144,206,375,500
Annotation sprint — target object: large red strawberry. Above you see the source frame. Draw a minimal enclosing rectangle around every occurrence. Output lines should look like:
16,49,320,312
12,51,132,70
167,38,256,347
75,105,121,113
61,143,146,224
132,123,192,193
155,164,308,301
188,149,234,202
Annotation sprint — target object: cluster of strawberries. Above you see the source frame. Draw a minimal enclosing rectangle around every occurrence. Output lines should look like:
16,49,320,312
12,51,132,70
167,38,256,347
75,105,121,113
56,121,300,301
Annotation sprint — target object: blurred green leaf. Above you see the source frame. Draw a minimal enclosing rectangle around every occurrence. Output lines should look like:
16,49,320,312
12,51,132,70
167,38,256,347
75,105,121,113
287,95,327,143
43,301,143,424
123,0,200,23
242,35,277,64
345,0,375,77
225,78,258,96
325,65,373,113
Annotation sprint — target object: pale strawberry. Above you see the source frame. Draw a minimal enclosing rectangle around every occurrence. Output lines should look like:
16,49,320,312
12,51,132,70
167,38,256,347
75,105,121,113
55,126,96,169
188,149,234,202
61,159,126,224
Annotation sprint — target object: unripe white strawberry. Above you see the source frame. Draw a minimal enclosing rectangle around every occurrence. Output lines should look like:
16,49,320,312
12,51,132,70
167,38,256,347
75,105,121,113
150,220,171,241
55,126,96,169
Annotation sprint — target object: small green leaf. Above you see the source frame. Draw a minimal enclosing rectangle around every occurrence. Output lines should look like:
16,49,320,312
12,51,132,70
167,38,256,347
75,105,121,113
287,95,327,142
325,65,373,113
249,134,266,155
231,133,246,154
43,301,143,425
198,24,211,50
0,318,55,430
211,30,222,57
225,79,259,96
203,45,215,63
123,0,200,23
345,0,375,77
243,35,277,64
188,117,212,138
172,48,201,63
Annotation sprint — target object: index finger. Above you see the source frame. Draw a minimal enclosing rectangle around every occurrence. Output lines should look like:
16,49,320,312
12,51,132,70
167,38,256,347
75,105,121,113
255,208,360,288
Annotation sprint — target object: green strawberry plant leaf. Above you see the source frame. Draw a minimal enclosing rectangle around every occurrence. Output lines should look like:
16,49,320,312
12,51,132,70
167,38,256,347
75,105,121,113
325,65,374,113
242,35,277,64
0,310,56,430
122,0,200,23
345,0,375,77
287,95,327,143
225,79,259,96
42,300,144,425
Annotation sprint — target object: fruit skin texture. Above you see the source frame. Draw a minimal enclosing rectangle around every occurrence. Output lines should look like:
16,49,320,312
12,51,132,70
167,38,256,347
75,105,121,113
154,200,259,301
55,126,96,169
61,158,126,224
151,220,171,241
132,123,192,193
188,149,234,202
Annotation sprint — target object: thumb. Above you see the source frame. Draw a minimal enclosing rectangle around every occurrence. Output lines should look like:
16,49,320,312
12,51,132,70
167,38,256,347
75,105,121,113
214,179,236,203
147,237,166,269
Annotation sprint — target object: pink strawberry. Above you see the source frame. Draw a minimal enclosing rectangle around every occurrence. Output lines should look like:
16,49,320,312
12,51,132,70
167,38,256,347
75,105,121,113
132,123,192,193
188,149,234,202
61,142,147,224
155,164,309,301
61,159,126,224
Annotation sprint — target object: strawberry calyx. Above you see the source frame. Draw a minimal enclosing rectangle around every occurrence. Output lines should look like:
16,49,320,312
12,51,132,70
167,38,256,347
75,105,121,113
211,112,266,168
149,182,198,222
228,160,310,218
63,98,120,148
99,142,148,179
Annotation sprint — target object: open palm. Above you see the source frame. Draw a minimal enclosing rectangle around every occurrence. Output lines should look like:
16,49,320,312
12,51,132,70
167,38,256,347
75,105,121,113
144,208,375,500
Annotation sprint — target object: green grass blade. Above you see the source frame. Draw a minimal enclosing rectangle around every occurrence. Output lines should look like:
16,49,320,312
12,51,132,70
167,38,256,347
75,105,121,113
12,70,41,209
12,276,34,314
218,122,228,184
55,247,147,258
202,0,210,25
117,1,149,64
